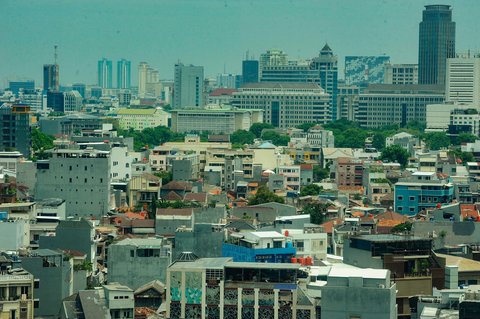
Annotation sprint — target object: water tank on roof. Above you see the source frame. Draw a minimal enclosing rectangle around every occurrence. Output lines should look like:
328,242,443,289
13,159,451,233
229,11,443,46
0,212,7,222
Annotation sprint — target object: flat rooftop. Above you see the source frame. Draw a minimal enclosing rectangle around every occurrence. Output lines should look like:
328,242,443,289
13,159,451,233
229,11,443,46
354,234,428,242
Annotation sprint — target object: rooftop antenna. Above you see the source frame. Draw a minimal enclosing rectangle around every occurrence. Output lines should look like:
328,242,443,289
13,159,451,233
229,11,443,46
54,45,58,65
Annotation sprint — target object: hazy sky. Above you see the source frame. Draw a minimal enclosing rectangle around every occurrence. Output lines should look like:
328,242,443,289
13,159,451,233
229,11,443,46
1,0,479,88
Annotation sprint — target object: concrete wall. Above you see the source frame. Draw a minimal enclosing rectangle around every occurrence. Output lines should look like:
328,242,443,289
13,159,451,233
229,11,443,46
21,256,72,318
0,220,27,250
342,239,384,269
321,284,397,319
108,244,170,290
35,154,111,219
413,221,480,249
173,223,224,259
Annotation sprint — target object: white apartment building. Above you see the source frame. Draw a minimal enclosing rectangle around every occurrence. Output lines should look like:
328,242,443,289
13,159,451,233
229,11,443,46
384,63,418,84
446,54,480,105
231,83,331,128
116,107,169,131
170,107,263,134
278,165,301,192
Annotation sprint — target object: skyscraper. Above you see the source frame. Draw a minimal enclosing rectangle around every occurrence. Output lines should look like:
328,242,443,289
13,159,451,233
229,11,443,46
173,63,204,108
43,64,59,92
418,5,456,85
312,44,339,120
138,62,161,98
117,59,131,89
98,58,113,89
446,53,480,105
242,60,259,84
0,104,32,157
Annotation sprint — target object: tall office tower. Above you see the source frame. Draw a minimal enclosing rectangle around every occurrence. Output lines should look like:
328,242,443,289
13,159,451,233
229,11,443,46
216,73,237,88
312,44,339,120
0,104,32,157
418,5,456,85
259,49,288,79
384,63,419,84
242,60,259,84
446,53,480,105
72,83,86,98
117,59,131,89
173,63,204,108
97,58,113,89
138,62,149,97
43,64,59,92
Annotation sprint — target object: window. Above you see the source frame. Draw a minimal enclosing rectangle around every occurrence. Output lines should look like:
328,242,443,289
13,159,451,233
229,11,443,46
409,196,415,201
397,196,403,201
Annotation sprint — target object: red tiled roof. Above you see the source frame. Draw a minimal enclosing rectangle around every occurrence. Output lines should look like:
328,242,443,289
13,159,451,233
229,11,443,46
132,219,155,228
164,191,183,201
63,249,86,257
321,218,343,234
461,204,479,219
300,164,313,170
184,192,207,203
376,211,408,222
162,181,193,191
209,88,237,96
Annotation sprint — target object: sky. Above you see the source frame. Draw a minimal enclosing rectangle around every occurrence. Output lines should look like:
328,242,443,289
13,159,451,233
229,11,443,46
1,0,479,88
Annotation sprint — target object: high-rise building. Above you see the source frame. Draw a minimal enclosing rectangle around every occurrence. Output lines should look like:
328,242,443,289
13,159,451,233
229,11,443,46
72,83,86,98
384,63,419,85
43,64,59,92
312,44,339,120
418,5,456,85
242,60,259,84
446,53,480,105
0,104,32,157
173,63,204,108
117,59,131,89
138,62,162,98
98,58,113,89
63,90,83,112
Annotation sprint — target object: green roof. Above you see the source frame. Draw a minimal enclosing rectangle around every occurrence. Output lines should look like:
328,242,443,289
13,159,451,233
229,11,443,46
117,108,157,115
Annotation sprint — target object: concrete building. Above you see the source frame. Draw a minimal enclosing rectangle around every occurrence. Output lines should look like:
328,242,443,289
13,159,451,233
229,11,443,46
0,219,28,251
223,231,296,263
0,104,31,158
419,5,456,86
242,59,259,84
108,238,171,289
336,85,360,121
0,266,35,319
394,171,454,215
386,132,420,154
63,90,82,112
231,82,331,128
116,107,169,131
446,54,480,105
343,234,444,317
137,62,162,98
0,151,23,173
384,63,418,85
357,84,445,128
43,64,59,92
278,165,301,192
170,107,263,134
60,283,134,319
173,63,204,108
166,257,316,319
39,113,103,137
321,268,397,319
8,80,35,96
449,108,480,136
34,149,111,219
21,249,74,318
18,89,44,113
330,157,363,187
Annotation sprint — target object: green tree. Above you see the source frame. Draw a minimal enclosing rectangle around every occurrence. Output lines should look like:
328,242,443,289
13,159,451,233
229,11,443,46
372,133,386,150
313,165,329,182
300,184,322,196
302,202,328,225
261,131,290,146
31,128,55,160
423,132,450,150
230,129,255,146
380,145,410,168
249,123,274,138
296,122,317,132
391,222,412,234
154,171,172,185
449,149,475,164
248,185,285,205
453,133,478,145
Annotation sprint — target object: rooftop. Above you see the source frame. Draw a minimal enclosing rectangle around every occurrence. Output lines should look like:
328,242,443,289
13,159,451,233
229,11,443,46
112,237,163,248
328,267,389,280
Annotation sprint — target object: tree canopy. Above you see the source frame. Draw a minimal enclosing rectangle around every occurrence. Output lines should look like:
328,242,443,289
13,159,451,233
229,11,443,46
248,185,285,205
300,184,322,196
261,131,290,146
118,126,185,151
423,132,450,150
31,128,55,160
249,123,274,138
302,202,328,225
380,145,410,168
230,129,255,146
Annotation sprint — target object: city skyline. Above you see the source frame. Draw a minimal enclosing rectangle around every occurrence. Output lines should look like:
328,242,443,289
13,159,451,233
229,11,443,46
1,0,480,88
